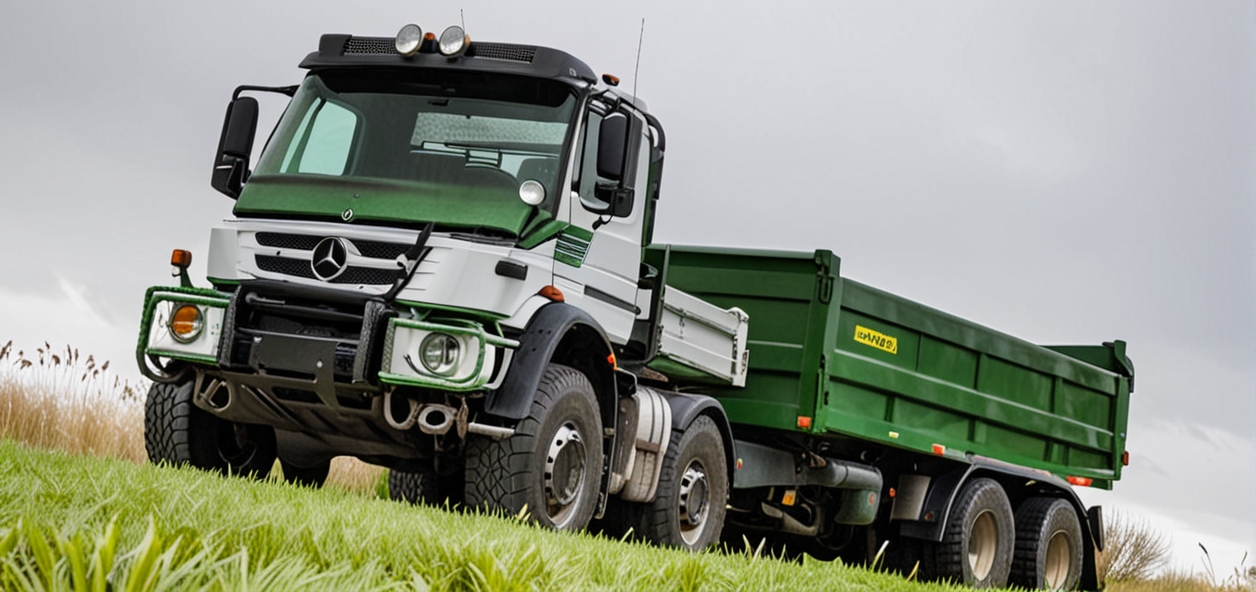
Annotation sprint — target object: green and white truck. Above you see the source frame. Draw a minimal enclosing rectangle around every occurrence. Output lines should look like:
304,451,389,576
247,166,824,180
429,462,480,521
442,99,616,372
137,22,1134,590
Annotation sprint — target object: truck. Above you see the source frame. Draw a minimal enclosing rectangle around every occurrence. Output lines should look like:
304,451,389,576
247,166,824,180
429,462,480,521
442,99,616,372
136,22,1134,591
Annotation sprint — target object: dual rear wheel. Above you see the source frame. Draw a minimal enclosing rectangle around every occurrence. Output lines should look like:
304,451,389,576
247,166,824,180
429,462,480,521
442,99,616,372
928,477,1083,590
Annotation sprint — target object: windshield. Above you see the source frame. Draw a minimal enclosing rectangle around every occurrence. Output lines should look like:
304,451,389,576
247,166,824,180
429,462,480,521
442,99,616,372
252,70,578,215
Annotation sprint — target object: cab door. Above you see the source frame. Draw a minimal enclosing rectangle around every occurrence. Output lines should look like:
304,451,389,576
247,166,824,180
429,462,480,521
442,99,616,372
553,101,651,345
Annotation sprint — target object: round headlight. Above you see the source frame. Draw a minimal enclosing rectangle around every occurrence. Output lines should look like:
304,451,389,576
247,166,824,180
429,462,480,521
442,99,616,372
439,25,469,57
168,304,204,343
518,180,546,206
419,333,461,376
396,24,424,57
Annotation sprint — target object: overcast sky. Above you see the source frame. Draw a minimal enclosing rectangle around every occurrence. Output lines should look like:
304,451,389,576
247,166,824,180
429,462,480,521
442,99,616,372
2,0,1252,571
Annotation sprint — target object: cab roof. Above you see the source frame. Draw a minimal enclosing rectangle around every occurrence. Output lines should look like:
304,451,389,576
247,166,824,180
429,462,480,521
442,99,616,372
300,34,598,87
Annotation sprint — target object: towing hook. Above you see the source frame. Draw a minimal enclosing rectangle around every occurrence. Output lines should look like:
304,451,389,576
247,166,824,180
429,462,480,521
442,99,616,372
417,404,457,435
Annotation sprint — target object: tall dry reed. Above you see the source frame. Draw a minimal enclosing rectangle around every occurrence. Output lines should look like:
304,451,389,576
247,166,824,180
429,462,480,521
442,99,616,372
0,340,383,494
0,340,146,462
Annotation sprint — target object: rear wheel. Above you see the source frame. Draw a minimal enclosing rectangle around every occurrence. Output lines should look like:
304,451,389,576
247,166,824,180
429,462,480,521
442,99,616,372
464,364,603,530
634,415,728,551
144,380,276,477
1010,497,1083,590
930,477,1014,588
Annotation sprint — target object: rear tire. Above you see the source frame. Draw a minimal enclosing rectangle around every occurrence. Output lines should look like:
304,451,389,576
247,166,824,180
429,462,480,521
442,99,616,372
633,415,728,551
464,364,603,530
144,380,276,478
930,477,1014,588
1010,497,1083,590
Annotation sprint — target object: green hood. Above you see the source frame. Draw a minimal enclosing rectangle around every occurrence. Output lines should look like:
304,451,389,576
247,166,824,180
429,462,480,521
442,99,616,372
234,174,534,235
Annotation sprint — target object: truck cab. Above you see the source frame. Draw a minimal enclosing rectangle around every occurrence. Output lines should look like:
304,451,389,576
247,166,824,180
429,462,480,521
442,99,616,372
139,23,741,548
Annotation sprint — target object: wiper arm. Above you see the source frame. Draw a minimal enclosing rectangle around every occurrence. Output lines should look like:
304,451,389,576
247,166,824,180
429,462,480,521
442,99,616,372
382,222,435,301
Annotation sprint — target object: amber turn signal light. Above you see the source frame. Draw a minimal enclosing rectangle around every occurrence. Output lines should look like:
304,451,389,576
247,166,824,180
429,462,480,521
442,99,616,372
171,249,192,268
168,304,204,343
539,285,564,302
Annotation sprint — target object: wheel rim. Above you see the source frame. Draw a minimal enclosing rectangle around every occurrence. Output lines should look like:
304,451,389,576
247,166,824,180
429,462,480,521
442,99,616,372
1044,530,1072,589
676,459,711,546
214,420,261,469
967,510,998,580
543,422,587,527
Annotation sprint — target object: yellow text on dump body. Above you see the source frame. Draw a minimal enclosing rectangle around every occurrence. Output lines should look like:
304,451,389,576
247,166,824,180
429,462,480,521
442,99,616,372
854,325,897,355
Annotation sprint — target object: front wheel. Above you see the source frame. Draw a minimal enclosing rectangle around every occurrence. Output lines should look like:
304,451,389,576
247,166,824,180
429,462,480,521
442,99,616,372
635,415,729,551
464,364,603,530
929,477,1014,588
144,380,276,478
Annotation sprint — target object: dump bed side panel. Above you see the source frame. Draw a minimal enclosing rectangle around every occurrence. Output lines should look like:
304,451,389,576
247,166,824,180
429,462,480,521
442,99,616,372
653,244,1131,489
650,245,835,433
831,280,1130,489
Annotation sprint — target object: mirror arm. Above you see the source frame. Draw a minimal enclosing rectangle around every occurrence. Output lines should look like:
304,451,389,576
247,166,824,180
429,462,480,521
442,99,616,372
232,84,299,100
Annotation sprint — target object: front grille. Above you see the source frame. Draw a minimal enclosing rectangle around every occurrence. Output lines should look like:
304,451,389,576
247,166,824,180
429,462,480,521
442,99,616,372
256,255,315,279
354,240,410,260
343,37,397,55
257,232,321,251
255,255,398,285
470,43,536,63
255,232,410,259
336,266,398,285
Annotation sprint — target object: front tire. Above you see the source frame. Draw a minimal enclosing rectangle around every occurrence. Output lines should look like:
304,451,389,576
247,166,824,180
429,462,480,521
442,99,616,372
1010,497,1084,590
389,469,442,505
635,415,728,551
464,364,603,530
144,380,276,478
930,477,1014,588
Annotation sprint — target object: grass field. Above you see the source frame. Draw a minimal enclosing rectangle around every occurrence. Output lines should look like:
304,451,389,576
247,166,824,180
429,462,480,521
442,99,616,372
0,440,968,591
0,341,1251,590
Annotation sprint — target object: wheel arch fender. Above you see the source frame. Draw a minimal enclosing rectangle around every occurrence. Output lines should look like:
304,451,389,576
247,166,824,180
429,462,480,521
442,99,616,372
897,457,1102,590
485,302,617,429
654,391,736,490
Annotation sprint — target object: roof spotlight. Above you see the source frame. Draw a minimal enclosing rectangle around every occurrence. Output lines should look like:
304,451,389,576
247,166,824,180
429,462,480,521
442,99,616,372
439,25,469,57
396,24,424,57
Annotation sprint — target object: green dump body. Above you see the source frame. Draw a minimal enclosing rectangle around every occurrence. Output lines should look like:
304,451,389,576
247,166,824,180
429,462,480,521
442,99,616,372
648,245,1134,490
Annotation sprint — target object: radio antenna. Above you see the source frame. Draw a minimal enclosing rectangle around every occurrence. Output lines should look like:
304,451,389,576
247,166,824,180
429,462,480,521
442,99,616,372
632,18,645,99
460,9,466,30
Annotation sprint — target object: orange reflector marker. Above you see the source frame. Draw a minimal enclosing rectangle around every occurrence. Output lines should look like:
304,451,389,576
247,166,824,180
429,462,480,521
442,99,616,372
602,73,620,86
796,416,812,429
931,444,946,456
539,285,564,302
171,249,192,268
169,304,203,342
888,487,897,499
736,458,743,470
1122,451,1130,466
424,32,435,41
607,352,618,370
781,490,797,506
1067,476,1093,487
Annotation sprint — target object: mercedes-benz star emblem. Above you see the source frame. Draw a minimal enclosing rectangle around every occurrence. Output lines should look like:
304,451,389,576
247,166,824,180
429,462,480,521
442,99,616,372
311,237,349,281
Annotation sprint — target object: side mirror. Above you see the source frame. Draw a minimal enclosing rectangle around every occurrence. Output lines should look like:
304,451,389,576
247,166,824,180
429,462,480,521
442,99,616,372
211,97,259,199
589,113,640,218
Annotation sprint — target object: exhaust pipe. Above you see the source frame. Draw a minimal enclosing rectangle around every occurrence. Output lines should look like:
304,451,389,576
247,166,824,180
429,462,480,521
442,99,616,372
466,423,515,439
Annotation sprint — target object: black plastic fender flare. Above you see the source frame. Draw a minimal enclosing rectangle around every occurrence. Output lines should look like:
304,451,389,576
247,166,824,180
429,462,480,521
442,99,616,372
484,302,617,422
897,456,1103,590
654,391,737,490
